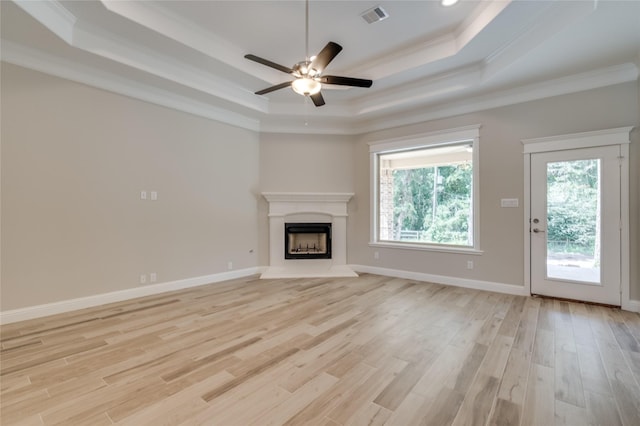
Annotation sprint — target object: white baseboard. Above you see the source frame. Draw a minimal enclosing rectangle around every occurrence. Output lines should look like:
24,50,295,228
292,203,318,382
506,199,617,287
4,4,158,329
0,267,264,325
622,299,640,313
350,264,529,296
3,265,635,324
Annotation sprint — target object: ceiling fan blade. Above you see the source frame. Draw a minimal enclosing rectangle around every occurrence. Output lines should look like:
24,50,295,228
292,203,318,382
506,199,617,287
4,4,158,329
310,92,325,107
255,82,293,95
244,54,294,74
310,42,342,73
320,75,373,88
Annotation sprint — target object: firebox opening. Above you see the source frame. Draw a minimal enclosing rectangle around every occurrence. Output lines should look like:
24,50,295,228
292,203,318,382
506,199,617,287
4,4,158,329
284,223,332,260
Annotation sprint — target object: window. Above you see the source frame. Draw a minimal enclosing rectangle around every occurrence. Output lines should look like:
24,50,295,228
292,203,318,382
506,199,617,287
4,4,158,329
369,125,480,253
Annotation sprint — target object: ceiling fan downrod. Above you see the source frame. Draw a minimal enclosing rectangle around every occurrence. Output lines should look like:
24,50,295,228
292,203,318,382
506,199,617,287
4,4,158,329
305,0,310,62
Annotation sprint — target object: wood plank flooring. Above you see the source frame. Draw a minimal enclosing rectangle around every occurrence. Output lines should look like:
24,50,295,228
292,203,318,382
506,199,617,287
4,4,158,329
1,274,639,425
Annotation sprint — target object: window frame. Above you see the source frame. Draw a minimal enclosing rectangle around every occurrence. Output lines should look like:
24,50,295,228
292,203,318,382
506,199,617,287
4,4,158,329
369,125,482,255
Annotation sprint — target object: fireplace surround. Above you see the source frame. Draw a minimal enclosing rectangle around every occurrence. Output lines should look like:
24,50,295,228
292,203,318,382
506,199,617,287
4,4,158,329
261,192,357,278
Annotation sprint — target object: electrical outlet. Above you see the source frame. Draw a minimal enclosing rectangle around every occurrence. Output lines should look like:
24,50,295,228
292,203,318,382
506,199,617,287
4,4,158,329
150,273,157,283
150,191,158,201
227,261,233,270
374,251,379,260
140,274,147,284
467,260,474,270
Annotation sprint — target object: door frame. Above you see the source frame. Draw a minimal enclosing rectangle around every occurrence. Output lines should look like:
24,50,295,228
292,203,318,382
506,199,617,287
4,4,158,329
522,127,632,309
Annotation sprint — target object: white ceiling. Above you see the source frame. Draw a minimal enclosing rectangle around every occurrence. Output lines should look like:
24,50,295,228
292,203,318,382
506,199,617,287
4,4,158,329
1,0,639,134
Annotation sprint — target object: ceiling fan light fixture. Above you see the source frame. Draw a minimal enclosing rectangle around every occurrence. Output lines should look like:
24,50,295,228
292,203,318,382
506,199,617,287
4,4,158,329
441,0,459,6
292,78,321,96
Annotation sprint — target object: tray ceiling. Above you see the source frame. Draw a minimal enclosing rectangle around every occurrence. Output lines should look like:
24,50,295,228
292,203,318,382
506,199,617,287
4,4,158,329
1,0,639,134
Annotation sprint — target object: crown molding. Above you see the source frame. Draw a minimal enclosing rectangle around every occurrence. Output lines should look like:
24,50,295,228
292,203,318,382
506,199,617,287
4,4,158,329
345,1,512,80
13,0,76,44
1,41,261,132
455,0,511,50
351,62,639,134
72,24,266,113
14,0,267,114
101,0,286,87
257,118,357,135
482,0,595,81
352,64,484,117
13,0,599,103
351,59,638,128
2,40,636,136
102,0,507,87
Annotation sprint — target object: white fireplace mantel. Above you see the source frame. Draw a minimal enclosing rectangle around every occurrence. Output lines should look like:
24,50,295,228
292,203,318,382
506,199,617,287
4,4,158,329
262,192,354,204
261,192,357,279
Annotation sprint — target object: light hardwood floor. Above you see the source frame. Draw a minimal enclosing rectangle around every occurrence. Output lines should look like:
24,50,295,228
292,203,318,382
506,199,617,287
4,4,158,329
1,274,639,425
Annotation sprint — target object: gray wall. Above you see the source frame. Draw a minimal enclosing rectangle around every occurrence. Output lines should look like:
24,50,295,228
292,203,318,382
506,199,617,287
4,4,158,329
350,82,639,297
1,63,260,310
257,132,356,265
2,62,638,312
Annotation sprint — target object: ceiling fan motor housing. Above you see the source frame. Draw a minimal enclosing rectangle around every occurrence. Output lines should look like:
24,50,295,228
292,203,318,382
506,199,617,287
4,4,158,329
293,61,318,78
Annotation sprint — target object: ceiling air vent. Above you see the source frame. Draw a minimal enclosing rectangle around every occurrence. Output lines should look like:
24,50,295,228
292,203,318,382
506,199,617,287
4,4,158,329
361,6,389,24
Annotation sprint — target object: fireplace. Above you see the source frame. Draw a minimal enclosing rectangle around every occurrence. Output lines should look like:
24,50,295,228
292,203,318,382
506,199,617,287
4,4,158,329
285,223,331,259
261,192,357,278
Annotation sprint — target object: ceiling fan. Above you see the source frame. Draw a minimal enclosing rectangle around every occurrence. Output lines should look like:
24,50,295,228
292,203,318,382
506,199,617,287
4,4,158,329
244,0,373,107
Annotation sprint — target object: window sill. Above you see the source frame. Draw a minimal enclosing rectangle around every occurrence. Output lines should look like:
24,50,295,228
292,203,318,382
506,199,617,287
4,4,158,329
369,241,484,255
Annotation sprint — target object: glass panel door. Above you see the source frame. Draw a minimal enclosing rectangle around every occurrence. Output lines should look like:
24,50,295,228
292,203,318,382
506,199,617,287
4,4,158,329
546,159,600,284
530,146,620,305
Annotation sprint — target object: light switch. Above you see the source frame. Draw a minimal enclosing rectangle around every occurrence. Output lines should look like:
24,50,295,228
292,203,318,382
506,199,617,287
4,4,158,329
501,198,519,208
151,191,158,201
140,191,147,200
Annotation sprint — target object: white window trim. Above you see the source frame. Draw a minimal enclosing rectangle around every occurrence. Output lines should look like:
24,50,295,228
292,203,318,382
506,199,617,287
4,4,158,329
369,124,482,254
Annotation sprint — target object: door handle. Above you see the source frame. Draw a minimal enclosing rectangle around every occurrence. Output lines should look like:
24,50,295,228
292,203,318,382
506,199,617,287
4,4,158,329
532,228,545,233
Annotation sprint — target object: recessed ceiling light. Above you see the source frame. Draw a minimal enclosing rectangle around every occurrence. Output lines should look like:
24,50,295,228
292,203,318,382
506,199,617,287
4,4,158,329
441,0,459,6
